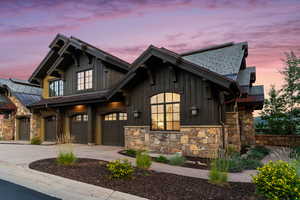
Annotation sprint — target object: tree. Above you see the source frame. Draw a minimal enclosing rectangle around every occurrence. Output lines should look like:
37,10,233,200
280,51,300,112
261,85,285,117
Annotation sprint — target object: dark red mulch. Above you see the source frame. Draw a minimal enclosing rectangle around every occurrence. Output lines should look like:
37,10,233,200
119,150,211,170
29,158,263,200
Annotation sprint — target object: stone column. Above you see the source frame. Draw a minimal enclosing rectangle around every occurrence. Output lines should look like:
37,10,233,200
239,109,255,145
225,112,241,151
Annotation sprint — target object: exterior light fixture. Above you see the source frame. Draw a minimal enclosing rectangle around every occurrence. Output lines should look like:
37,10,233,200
191,106,198,116
133,110,140,118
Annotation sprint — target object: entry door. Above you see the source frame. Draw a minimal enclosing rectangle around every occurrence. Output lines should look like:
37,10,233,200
71,114,88,143
19,117,30,140
45,116,57,141
102,112,127,146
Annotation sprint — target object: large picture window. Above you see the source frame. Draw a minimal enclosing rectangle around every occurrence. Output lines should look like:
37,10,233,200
151,93,180,131
77,70,93,90
49,79,64,97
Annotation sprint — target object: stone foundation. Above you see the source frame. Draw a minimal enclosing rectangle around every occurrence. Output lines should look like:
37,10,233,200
125,125,226,158
225,112,241,151
0,117,14,140
239,109,255,146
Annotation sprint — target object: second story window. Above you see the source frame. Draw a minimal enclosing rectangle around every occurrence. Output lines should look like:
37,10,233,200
77,70,93,91
49,79,64,97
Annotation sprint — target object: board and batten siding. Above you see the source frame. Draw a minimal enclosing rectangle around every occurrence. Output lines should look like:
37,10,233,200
64,54,126,96
126,64,221,126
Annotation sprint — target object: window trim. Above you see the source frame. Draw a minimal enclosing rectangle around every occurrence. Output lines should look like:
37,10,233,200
49,79,64,97
76,69,93,91
150,92,180,131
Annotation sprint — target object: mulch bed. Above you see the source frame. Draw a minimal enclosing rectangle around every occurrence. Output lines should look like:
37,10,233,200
29,158,263,200
119,150,211,170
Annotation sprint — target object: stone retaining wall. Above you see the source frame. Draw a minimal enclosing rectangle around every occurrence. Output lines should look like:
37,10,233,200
125,125,226,158
255,134,300,146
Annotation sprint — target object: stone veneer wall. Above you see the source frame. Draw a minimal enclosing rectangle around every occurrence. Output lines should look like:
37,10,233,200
225,112,241,151
239,109,255,146
125,125,226,158
8,96,40,140
0,118,14,140
256,134,300,146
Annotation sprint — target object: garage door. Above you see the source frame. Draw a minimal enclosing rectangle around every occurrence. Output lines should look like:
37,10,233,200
71,114,88,143
45,116,57,141
19,117,30,140
102,112,127,146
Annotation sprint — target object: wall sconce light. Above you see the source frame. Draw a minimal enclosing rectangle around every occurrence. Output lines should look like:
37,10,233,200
133,110,140,118
191,106,198,116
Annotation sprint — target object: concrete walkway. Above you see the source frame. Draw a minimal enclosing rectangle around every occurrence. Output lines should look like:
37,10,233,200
0,144,256,199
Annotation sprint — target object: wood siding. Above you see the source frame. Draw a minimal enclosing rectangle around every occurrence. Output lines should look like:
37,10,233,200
126,63,221,126
63,54,125,96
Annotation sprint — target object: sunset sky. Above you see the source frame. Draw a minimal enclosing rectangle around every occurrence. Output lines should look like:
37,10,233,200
0,0,299,95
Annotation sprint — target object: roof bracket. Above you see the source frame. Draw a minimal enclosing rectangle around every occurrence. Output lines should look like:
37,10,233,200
168,65,177,82
141,64,155,85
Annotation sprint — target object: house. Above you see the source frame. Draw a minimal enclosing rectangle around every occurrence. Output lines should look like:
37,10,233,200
0,78,41,140
28,34,264,158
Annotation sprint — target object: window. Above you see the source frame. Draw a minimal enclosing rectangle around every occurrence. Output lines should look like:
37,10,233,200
151,93,180,131
77,70,93,90
73,114,88,122
49,79,64,97
119,113,127,120
104,113,117,121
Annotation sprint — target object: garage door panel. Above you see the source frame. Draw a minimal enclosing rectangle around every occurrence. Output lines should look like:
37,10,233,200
45,116,57,141
19,118,30,140
102,112,126,146
71,114,88,144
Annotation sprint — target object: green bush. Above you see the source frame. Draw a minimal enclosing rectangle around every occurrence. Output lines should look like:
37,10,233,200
226,158,243,172
251,146,270,156
247,150,265,160
31,136,42,145
168,153,186,166
291,147,300,159
136,151,152,170
154,155,169,164
240,158,263,170
252,160,300,200
125,149,137,157
56,151,77,166
209,159,228,185
107,159,134,179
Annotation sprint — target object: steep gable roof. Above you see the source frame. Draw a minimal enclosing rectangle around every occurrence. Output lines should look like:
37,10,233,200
182,42,248,79
29,34,130,84
108,45,240,99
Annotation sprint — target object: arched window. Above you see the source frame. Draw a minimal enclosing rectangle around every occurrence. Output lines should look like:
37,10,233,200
150,93,180,131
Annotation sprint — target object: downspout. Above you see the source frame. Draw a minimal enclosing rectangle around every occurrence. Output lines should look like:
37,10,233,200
219,104,226,149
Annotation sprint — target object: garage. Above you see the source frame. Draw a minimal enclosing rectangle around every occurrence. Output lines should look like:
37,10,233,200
102,112,127,146
19,117,30,140
44,116,57,141
71,114,88,143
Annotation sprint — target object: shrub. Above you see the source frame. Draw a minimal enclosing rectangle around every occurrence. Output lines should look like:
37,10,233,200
168,153,186,166
252,160,300,200
246,150,265,160
136,151,152,170
56,151,77,166
209,160,228,185
226,158,243,172
107,159,134,179
291,147,300,159
154,155,169,164
226,145,240,158
240,158,263,170
31,136,42,145
251,146,270,156
125,149,137,157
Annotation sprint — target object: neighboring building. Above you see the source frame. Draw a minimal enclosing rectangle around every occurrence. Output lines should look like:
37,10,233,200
0,78,41,140
28,34,264,158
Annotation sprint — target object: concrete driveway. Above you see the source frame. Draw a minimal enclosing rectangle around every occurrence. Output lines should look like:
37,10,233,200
0,144,124,166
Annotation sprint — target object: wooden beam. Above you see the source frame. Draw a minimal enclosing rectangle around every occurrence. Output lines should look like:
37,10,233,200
141,64,155,85
168,65,177,82
87,106,94,144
